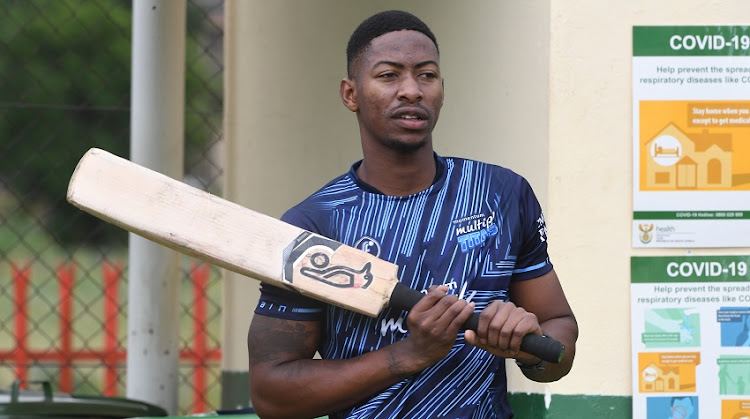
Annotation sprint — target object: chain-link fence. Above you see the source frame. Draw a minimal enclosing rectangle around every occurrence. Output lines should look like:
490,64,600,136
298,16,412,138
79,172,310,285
0,0,225,414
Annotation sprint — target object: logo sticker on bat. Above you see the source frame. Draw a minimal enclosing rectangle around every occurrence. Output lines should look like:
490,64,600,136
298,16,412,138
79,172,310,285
283,232,374,289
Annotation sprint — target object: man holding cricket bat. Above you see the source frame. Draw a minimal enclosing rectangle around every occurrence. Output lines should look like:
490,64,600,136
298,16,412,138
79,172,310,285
248,10,578,419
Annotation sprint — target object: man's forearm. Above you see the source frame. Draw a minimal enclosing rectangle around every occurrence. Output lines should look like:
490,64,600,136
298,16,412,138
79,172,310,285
517,315,578,383
251,339,429,418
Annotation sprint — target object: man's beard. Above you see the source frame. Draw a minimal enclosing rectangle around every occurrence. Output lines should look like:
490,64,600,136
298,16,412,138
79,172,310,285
383,137,428,153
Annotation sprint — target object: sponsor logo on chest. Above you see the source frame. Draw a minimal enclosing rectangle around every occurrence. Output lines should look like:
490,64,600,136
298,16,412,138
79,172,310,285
452,212,499,252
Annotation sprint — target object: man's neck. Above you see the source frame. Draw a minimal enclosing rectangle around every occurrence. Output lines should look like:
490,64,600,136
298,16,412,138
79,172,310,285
356,148,437,196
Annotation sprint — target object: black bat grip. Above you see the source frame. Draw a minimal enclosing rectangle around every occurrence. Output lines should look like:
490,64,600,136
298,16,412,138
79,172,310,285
462,314,565,363
389,282,565,364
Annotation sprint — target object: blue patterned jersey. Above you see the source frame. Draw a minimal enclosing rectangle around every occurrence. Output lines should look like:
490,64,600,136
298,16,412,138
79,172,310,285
254,154,552,419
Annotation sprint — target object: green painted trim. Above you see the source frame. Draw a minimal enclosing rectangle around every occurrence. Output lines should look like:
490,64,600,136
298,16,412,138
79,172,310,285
631,255,750,283
633,26,750,56
221,370,251,411
141,388,628,418
216,371,630,418
509,393,632,418
633,211,750,220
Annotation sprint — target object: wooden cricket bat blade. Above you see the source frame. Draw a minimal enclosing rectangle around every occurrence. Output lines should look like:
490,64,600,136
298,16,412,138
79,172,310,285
66,148,399,317
67,148,564,363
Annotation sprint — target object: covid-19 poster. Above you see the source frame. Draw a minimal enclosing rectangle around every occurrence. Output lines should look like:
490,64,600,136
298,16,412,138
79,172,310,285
631,256,750,419
632,26,750,248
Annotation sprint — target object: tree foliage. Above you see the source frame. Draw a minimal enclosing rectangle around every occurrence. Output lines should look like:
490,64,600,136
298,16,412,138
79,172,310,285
0,0,221,245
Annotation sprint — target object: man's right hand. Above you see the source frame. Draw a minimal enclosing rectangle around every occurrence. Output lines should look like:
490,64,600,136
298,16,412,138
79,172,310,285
394,286,475,371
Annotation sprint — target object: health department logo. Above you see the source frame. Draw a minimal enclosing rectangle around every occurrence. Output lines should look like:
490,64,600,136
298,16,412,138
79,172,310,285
355,236,381,257
638,223,654,244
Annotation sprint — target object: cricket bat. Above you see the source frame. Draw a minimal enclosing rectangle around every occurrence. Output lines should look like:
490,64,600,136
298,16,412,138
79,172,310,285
66,148,565,363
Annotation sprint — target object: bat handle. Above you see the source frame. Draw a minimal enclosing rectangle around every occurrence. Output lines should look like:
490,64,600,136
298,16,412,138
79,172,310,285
389,283,565,364
462,313,565,363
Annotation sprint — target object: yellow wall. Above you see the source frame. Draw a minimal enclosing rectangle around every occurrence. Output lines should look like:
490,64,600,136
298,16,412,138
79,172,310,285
223,0,750,401
540,0,750,397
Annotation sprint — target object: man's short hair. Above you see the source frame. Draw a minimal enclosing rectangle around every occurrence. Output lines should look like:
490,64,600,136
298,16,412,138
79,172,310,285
346,10,438,77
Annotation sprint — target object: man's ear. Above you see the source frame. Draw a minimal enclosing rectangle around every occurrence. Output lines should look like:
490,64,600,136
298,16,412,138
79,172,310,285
340,78,358,112
441,78,445,107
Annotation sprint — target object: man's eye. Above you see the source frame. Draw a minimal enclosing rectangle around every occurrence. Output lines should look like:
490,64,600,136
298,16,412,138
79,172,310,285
419,72,438,79
378,73,397,79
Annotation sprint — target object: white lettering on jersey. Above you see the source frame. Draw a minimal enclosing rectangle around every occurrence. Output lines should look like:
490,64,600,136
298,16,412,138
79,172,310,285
379,316,408,336
379,281,476,337
537,212,548,242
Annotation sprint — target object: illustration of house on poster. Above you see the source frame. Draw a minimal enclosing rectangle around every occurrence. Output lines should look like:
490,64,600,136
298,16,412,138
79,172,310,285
644,120,735,190
632,26,750,248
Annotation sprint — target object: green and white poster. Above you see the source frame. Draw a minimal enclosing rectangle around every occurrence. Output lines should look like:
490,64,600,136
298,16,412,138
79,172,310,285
633,26,750,248
631,256,750,419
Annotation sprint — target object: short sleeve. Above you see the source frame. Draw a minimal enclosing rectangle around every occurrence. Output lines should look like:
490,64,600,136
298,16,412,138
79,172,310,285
253,206,326,321
512,177,553,281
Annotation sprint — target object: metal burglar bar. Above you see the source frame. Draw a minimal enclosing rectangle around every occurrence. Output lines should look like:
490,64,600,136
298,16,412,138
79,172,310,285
0,0,224,414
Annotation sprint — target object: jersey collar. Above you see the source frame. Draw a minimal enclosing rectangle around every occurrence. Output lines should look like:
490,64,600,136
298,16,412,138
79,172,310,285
349,153,447,196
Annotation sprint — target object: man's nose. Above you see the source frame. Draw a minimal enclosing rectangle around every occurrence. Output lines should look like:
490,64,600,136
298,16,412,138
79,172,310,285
398,76,422,102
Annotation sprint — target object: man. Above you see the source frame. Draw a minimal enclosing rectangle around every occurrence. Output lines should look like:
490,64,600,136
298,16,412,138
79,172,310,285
248,10,577,419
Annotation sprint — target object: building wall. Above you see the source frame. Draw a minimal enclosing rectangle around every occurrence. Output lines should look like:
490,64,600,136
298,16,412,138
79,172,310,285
545,0,749,396
223,0,750,415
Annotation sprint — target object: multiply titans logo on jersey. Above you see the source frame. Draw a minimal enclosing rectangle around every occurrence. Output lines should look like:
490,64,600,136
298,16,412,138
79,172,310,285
282,232,374,289
453,212,499,252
